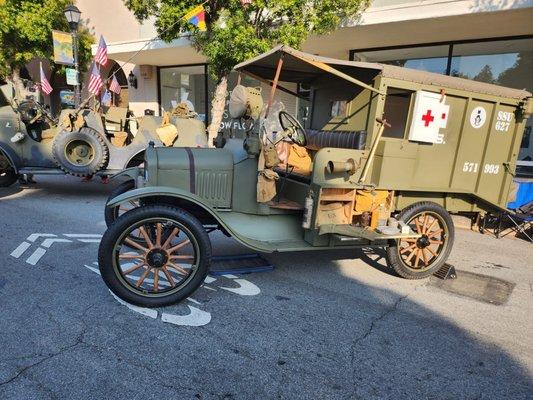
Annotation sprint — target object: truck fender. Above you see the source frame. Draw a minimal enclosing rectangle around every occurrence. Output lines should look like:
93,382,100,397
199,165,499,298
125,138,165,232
106,186,268,253
110,166,143,182
0,143,20,173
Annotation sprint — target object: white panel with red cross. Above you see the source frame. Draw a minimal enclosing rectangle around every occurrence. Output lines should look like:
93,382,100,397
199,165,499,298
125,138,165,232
407,90,450,143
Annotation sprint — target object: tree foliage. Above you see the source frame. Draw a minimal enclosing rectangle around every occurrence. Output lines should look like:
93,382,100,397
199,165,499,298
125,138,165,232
124,0,369,81
0,0,93,80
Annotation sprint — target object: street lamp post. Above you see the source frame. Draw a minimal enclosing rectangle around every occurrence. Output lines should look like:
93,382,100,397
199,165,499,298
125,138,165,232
64,5,82,108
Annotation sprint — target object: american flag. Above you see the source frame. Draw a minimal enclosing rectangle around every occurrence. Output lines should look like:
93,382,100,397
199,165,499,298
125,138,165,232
109,75,121,94
40,63,53,95
88,63,103,94
94,35,108,67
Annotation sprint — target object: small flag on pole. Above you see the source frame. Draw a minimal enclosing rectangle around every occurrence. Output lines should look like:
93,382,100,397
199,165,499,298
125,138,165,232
94,35,108,67
88,63,103,94
40,62,53,95
183,5,206,31
109,75,121,94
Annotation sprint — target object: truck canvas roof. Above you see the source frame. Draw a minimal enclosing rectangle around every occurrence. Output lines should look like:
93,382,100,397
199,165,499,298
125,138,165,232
234,45,531,100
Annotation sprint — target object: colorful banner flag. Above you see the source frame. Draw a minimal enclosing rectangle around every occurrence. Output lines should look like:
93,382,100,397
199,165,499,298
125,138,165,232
109,75,121,94
40,62,53,95
88,63,103,95
52,30,74,65
95,35,108,67
183,4,206,31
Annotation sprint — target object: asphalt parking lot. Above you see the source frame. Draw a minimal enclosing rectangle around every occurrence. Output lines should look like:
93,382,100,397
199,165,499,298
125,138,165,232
1,176,532,400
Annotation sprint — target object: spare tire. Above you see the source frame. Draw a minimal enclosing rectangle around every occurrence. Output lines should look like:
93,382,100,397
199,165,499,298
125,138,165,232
52,127,109,176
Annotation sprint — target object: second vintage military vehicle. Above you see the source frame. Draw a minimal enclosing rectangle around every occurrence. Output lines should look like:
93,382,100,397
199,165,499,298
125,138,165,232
0,83,207,187
99,45,532,307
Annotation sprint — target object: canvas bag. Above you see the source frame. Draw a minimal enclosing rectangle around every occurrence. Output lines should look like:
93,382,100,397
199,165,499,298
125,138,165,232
257,169,279,203
287,144,312,174
156,112,179,146
263,142,281,168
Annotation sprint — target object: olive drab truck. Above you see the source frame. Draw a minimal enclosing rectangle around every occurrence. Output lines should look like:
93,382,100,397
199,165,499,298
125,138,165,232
99,45,532,308
0,83,207,187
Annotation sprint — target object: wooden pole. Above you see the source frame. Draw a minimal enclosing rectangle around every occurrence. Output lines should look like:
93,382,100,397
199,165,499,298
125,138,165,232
265,55,284,118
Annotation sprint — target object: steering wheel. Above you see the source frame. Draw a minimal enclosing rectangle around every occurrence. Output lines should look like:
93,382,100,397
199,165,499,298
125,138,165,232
18,100,42,124
279,111,307,146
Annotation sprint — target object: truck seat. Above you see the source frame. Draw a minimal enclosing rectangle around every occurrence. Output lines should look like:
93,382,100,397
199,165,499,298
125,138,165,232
305,129,367,151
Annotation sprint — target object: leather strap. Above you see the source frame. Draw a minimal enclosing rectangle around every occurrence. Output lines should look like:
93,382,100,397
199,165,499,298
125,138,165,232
184,147,196,194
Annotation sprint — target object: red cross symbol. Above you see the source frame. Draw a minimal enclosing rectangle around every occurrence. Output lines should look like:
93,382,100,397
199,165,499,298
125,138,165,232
421,109,435,127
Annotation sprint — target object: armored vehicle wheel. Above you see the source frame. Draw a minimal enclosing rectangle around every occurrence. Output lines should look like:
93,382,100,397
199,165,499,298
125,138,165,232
98,205,212,307
0,153,17,187
386,202,454,279
52,127,108,176
104,180,136,227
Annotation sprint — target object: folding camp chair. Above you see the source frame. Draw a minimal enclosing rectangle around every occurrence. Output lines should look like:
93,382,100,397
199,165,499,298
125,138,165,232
481,180,533,242
494,202,533,242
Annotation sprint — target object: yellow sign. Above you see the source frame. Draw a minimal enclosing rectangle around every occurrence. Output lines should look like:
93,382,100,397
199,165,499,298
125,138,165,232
52,30,74,65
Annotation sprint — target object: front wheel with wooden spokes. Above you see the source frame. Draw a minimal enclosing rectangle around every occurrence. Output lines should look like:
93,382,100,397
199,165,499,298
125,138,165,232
98,205,211,307
386,202,454,279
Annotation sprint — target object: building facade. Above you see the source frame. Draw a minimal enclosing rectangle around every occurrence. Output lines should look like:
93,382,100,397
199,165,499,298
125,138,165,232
76,0,532,164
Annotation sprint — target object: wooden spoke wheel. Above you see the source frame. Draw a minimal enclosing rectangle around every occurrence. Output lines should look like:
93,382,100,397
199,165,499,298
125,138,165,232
99,205,211,307
386,202,454,279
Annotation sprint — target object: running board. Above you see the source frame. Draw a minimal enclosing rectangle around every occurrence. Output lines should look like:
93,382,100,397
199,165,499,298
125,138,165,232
18,168,65,175
319,224,420,241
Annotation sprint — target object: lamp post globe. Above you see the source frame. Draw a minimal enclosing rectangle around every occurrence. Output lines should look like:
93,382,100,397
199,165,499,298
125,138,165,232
64,4,81,31
64,4,82,107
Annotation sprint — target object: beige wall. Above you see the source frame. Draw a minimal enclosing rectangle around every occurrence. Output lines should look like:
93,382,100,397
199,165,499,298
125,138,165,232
77,0,155,42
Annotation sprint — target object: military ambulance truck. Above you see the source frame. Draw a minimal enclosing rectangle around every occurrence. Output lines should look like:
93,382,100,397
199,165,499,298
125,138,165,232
99,46,532,307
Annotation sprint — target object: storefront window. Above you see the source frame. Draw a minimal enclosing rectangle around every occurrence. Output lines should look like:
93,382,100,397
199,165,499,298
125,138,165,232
353,45,449,74
450,39,533,88
159,65,207,122
207,70,261,137
352,37,533,164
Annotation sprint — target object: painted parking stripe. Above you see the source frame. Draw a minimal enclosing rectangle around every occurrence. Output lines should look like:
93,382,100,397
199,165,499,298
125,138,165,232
64,234,103,238
26,248,47,266
161,307,211,327
27,233,56,242
41,238,71,248
10,242,31,258
109,292,158,319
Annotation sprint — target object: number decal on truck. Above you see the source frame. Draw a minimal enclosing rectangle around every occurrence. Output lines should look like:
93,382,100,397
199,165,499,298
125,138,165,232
483,164,500,174
462,162,478,173
495,111,512,132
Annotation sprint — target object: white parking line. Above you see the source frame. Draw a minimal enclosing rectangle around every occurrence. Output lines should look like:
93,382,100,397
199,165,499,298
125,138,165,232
10,242,31,258
26,248,47,266
27,233,57,242
41,238,72,248
64,234,103,238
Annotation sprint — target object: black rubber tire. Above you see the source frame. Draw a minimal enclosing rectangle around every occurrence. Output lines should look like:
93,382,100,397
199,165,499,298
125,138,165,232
98,205,212,307
386,201,454,279
0,168,17,187
104,180,136,228
52,127,108,176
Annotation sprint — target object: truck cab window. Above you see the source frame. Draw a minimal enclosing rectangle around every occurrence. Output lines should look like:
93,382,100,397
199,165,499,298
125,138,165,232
383,88,413,139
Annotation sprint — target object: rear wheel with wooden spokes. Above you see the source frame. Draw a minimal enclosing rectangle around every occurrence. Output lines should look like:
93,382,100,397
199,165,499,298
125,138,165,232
98,205,211,307
386,202,454,279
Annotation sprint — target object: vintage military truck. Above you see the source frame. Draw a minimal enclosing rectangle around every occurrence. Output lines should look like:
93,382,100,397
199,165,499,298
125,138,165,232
0,83,207,186
99,45,532,307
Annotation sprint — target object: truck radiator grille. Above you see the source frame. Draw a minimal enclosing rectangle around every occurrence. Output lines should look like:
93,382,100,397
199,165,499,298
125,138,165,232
195,171,232,208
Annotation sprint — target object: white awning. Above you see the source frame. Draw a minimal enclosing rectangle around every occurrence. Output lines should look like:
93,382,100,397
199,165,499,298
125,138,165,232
91,37,207,66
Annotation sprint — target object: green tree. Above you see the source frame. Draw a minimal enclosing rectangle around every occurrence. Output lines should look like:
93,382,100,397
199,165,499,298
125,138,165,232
124,0,369,144
0,0,93,94
473,64,495,84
